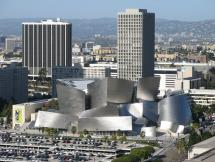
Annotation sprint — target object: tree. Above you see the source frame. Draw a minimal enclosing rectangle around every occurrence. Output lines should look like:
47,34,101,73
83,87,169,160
111,134,117,141
192,123,200,129
32,80,37,91
201,132,213,141
0,118,4,125
118,135,127,142
207,104,215,115
140,131,145,139
44,128,58,137
83,129,89,135
49,100,59,110
38,68,47,85
152,159,163,162
112,154,140,162
188,129,201,146
117,129,122,136
86,134,92,139
131,146,155,160
102,136,109,143
0,98,8,112
71,126,77,134
0,98,15,123
79,132,84,138
176,138,188,154
191,104,205,123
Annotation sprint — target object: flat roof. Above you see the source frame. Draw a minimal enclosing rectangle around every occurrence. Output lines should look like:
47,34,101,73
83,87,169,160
188,89,215,95
193,136,215,149
185,149,215,162
57,78,95,91
13,98,55,107
118,9,148,15
22,19,70,25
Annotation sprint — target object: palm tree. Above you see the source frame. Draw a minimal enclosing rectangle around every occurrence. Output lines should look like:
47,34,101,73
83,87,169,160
140,131,145,139
38,68,47,85
176,138,188,154
71,126,77,134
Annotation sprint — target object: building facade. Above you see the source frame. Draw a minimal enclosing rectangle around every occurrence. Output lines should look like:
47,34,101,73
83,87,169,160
155,67,201,96
186,89,215,106
52,66,82,97
5,37,22,51
117,9,155,81
0,67,28,103
22,19,72,76
82,67,111,79
89,63,117,78
52,66,111,97
12,99,54,129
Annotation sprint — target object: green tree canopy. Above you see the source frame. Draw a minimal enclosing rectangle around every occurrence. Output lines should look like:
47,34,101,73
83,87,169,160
112,154,140,162
188,129,202,146
71,126,77,134
131,146,155,160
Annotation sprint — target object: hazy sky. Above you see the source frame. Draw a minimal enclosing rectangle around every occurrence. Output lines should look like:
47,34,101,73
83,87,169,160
0,0,215,21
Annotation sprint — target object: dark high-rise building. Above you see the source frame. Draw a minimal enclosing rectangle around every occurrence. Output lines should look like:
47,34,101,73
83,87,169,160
117,9,155,81
22,19,72,76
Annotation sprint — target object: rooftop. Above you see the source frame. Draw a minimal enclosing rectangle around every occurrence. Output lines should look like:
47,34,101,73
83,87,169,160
22,18,70,25
118,8,148,15
188,89,215,95
57,78,96,91
184,149,215,162
14,98,55,107
192,136,215,149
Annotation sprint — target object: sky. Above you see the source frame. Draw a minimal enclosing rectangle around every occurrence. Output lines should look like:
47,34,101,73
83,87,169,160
0,0,215,21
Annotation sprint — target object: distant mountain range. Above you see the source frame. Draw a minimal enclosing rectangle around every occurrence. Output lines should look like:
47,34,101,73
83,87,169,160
0,18,215,41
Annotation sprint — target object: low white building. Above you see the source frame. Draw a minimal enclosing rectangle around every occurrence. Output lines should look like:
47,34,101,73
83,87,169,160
186,89,215,106
82,67,111,79
89,63,117,78
155,67,201,96
5,37,22,51
12,99,55,129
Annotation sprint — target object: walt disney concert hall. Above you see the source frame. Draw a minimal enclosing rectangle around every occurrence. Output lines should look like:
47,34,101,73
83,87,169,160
34,77,192,136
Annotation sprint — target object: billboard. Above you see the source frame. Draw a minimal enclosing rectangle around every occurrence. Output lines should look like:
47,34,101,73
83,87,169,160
14,109,23,123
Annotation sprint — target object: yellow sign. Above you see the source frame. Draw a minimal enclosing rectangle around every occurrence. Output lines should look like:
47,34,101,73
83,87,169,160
15,109,23,123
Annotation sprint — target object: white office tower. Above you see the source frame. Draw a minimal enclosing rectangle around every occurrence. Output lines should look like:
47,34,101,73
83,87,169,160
117,9,155,81
22,19,72,77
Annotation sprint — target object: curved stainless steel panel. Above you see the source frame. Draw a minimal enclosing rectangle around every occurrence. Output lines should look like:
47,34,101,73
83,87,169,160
79,105,119,118
88,78,107,109
56,83,86,115
35,111,74,129
119,101,158,122
107,78,134,103
141,126,156,137
158,94,192,125
78,116,132,132
137,77,160,101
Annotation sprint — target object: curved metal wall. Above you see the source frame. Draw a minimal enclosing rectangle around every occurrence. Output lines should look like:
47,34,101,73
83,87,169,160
56,83,86,115
78,116,132,132
119,101,158,123
35,111,73,129
137,77,160,101
107,78,134,103
87,78,107,109
158,94,192,125
79,105,119,118
141,126,156,137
